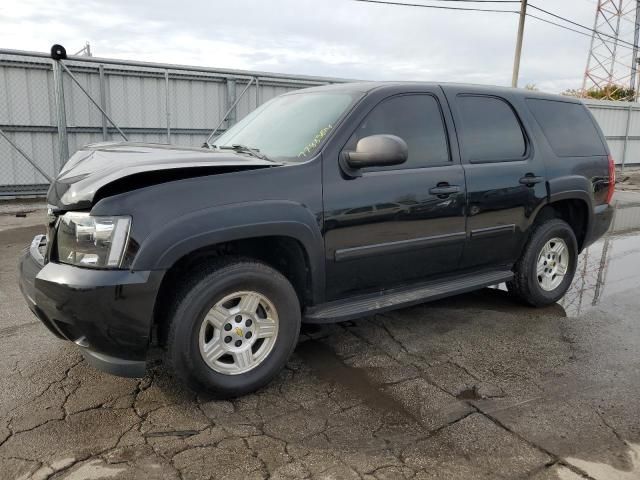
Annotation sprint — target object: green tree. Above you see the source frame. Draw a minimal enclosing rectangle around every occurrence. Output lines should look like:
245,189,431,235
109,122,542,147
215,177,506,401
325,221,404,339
562,84,635,101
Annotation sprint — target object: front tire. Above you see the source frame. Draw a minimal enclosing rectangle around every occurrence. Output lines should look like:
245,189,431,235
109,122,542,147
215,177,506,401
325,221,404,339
507,219,578,307
165,258,301,397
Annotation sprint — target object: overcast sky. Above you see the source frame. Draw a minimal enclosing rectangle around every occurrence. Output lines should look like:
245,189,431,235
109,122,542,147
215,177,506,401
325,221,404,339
0,0,634,93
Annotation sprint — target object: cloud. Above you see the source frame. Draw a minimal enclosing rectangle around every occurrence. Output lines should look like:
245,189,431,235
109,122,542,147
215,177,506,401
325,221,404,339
0,0,605,93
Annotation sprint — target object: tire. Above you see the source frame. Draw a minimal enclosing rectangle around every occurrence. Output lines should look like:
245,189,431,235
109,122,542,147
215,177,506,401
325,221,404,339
507,218,578,307
165,258,301,397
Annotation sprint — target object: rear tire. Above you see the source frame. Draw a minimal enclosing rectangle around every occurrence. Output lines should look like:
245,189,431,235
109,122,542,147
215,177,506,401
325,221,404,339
507,219,578,307
165,258,301,397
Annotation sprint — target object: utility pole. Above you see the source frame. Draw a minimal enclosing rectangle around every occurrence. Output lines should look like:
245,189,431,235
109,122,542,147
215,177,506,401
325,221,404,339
511,0,528,88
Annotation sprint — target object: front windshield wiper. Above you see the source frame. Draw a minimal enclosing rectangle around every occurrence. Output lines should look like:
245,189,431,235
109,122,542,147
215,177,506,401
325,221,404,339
216,144,275,162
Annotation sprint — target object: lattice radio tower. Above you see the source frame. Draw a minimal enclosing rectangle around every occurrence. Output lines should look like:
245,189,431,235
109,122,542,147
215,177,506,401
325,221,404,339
582,0,640,100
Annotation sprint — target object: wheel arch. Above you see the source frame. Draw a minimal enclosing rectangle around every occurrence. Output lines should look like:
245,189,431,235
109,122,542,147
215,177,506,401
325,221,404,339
153,236,314,344
134,200,322,277
530,192,591,251
133,201,325,343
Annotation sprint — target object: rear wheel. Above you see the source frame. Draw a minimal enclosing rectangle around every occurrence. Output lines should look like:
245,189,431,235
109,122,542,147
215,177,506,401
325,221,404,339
165,259,301,397
507,219,578,307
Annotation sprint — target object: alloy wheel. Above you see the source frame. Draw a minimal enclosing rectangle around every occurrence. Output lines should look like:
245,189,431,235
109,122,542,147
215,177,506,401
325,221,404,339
536,237,569,292
198,291,279,375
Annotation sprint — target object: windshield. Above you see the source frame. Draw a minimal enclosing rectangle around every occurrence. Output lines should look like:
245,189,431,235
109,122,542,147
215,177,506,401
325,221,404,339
213,91,361,161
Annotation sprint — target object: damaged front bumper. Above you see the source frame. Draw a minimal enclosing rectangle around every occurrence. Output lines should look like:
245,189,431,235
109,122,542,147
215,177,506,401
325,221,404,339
18,234,164,378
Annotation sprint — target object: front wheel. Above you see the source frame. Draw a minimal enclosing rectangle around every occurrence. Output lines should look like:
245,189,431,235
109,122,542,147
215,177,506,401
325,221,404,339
165,259,301,397
507,219,578,307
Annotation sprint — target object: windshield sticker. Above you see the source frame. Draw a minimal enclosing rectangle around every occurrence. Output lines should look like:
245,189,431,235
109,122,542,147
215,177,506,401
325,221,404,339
298,124,333,158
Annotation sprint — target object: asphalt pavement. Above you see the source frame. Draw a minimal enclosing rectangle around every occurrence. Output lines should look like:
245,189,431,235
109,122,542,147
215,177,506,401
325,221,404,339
0,193,639,480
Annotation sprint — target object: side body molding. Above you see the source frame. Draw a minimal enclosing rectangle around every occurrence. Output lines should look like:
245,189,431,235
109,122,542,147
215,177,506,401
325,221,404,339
131,200,325,301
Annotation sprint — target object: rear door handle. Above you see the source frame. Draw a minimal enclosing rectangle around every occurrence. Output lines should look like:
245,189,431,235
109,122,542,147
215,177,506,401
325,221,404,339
429,184,460,196
519,175,544,186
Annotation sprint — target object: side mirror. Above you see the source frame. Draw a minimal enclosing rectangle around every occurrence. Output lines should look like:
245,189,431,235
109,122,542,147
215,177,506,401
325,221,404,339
343,134,408,171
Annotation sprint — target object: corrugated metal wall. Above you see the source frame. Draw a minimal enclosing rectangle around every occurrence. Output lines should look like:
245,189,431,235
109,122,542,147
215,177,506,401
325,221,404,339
582,98,640,165
1,49,638,197
0,49,345,196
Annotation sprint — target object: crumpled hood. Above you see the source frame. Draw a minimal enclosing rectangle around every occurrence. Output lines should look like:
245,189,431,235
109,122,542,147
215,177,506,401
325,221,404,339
48,141,281,209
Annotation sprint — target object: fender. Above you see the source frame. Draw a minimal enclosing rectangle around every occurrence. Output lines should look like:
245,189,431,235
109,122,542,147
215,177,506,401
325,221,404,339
524,176,593,230
131,200,325,301
525,175,595,249
547,174,595,208
546,176,595,235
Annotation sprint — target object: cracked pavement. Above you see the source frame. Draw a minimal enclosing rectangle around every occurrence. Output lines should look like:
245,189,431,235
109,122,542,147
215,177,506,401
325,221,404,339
1,193,640,479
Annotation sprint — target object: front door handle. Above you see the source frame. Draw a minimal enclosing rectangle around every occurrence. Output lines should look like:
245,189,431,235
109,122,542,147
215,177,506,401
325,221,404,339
429,184,460,196
519,174,544,186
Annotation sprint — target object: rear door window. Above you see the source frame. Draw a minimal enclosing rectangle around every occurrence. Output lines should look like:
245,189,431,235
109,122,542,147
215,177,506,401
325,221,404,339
526,99,606,157
456,95,527,163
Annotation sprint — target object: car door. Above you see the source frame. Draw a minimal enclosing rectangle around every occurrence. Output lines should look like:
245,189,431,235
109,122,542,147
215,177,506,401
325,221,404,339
443,86,548,269
322,88,467,301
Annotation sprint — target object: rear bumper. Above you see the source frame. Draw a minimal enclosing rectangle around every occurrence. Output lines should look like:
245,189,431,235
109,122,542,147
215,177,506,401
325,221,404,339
18,234,164,377
583,203,614,249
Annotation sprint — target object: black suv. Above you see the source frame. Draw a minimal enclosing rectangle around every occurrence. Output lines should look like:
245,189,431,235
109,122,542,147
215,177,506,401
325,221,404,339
19,82,615,396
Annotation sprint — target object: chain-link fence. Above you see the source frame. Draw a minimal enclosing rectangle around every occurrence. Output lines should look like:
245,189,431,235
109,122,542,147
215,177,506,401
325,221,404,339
0,47,346,197
3,48,640,198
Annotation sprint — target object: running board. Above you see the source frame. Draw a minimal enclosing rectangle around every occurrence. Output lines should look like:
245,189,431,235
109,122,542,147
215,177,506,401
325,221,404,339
303,270,513,324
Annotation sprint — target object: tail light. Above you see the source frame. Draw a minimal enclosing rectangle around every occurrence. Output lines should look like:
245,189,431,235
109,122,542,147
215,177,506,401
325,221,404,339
606,154,616,204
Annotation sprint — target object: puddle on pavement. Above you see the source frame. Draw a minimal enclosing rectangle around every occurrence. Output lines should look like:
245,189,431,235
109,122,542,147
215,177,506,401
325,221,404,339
57,459,127,480
296,339,415,420
556,202,640,316
143,430,199,438
559,442,640,480
389,200,640,319
456,386,483,401
490,202,640,317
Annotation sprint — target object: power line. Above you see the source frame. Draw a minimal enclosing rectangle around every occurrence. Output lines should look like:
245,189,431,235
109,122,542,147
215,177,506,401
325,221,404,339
377,0,520,2
525,13,594,41
353,0,640,92
528,3,639,50
353,0,640,51
525,12,636,54
354,0,520,3
352,0,518,14
576,0,638,28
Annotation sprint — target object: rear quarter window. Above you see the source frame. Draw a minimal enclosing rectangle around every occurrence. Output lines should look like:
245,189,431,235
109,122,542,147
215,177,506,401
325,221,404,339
525,98,606,157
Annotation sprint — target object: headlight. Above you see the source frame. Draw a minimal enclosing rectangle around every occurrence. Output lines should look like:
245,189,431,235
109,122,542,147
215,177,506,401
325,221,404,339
56,212,131,269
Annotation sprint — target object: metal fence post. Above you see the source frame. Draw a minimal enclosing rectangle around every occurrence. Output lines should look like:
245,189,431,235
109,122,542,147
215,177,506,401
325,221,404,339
58,60,128,141
621,103,633,173
52,59,69,171
205,77,256,145
0,47,349,197
226,78,237,128
98,64,108,141
255,76,260,108
165,70,171,143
